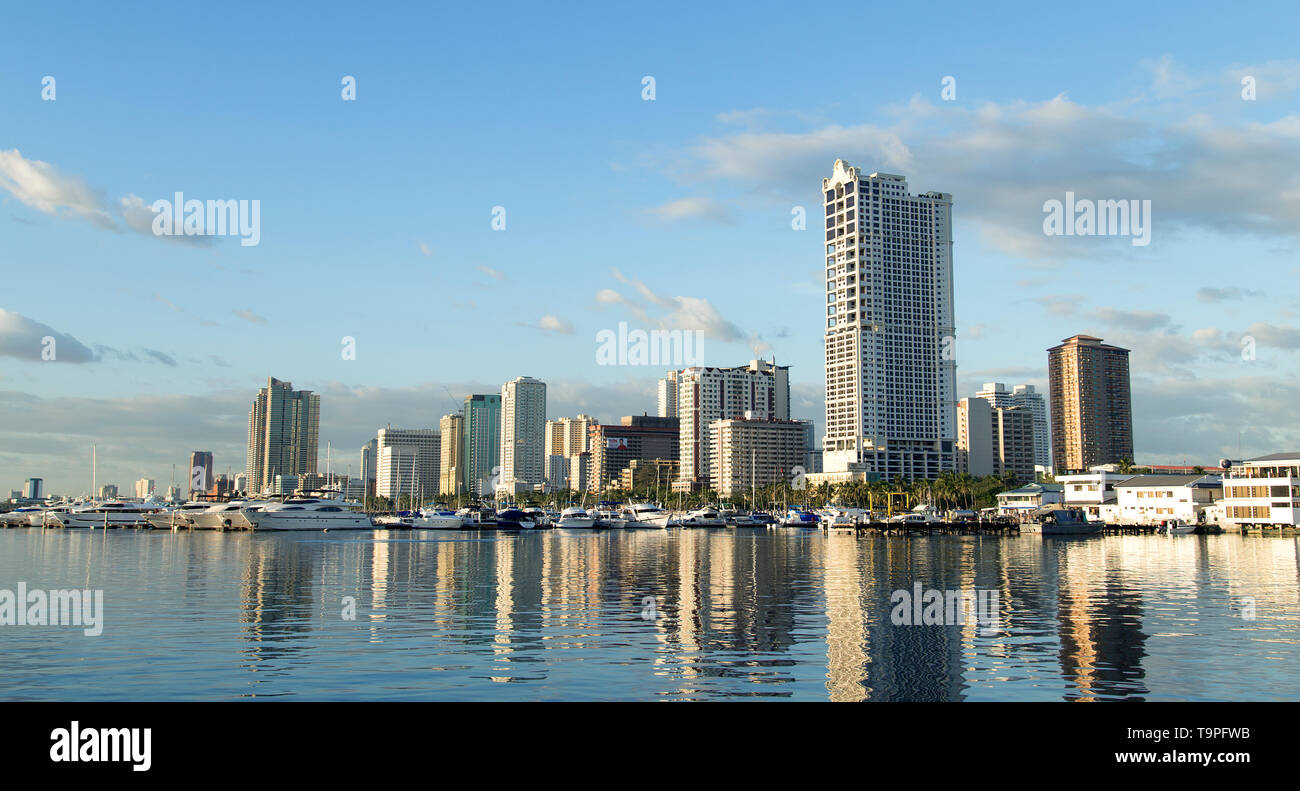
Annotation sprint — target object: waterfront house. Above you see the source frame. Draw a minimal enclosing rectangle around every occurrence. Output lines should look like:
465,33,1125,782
996,483,1064,519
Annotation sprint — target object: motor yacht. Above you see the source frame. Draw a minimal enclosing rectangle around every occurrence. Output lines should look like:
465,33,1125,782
555,506,599,529
54,501,164,528
246,496,373,530
1,506,44,527
493,508,539,530
142,501,212,529
187,499,271,530
410,506,464,530
619,503,672,528
780,507,820,527
680,507,726,527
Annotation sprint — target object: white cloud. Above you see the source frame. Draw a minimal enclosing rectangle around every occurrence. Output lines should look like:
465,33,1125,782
537,315,574,335
0,149,115,230
0,309,98,363
643,196,732,224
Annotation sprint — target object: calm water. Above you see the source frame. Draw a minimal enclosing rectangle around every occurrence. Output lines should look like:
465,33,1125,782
2,528,1298,701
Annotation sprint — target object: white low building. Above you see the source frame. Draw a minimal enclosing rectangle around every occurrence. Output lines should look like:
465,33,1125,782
1220,453,1300,529
996,483,1063,518
1056,471,1135,519
1112,474,1222,525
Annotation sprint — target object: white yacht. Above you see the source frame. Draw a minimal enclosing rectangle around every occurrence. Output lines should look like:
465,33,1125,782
1,506,44,527
187,500,271,530
555,506,598,529
410,507,464,530
143,501,212,530
593,507,628,529
54,501,164,528
680,507,726,527
619,503,672,528
246,496,373,531
31,504,73,527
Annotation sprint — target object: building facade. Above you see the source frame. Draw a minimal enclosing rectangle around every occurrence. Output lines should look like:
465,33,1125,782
710,418,810,498
657,371,679,418
462,394,501,495
1220,453,1300,528
375,428,440,501
591,415,679,492
821,161,956,482
1047,335,1133,473
244,377,319,495
189,450,214,495
1110,474,1223,525
674,359,789,491
500,376,547,493
976,382,1050,470
438,413,465,495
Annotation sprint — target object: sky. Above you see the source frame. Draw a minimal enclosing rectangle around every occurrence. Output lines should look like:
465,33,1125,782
2,1,1299,495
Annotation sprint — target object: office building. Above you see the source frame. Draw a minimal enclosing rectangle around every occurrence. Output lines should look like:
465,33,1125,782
976,382,1050,470
134,478,155,499
821,161,956,481
22,478,43,500
439,413,465,495
1047,335,1133,473
359,438,378,498
500,376,547,493
189,451,214,495
591,415,679,491
245,377,320,495
375,427,440,501
674,359,789,491
462,393,501,495
657,371,679,418
710,418,811,498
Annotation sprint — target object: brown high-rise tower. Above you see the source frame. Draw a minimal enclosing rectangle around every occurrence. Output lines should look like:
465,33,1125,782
1047,335,1133,473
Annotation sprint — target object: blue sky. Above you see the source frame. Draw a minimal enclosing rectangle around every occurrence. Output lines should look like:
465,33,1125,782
3,1,1300,493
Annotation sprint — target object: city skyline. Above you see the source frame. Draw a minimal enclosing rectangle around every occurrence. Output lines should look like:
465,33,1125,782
4,3,1300,493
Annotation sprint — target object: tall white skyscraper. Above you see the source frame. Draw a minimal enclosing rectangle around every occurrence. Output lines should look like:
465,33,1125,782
822,161,955,481
976,382,1050,471
500,376,547,493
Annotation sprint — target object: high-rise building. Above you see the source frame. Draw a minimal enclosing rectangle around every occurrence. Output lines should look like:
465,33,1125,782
375,428,440,501
233,473,249,494
500,377,547,493
99,484,118,499
22,478,43,499
992,406,1037,483
673,359,789,491
359,438,378,498
439,413,465,495
544,415,597,458
710,418,811,498
462,394,501,495
821,161,955,481
955,398,994,477
657,371,679,417
590,415,679,491
1047,335,1133,473
189,451,214,495
958,397,1037,483
134,478,155,499
976,382,1050,470
245,377,320,495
